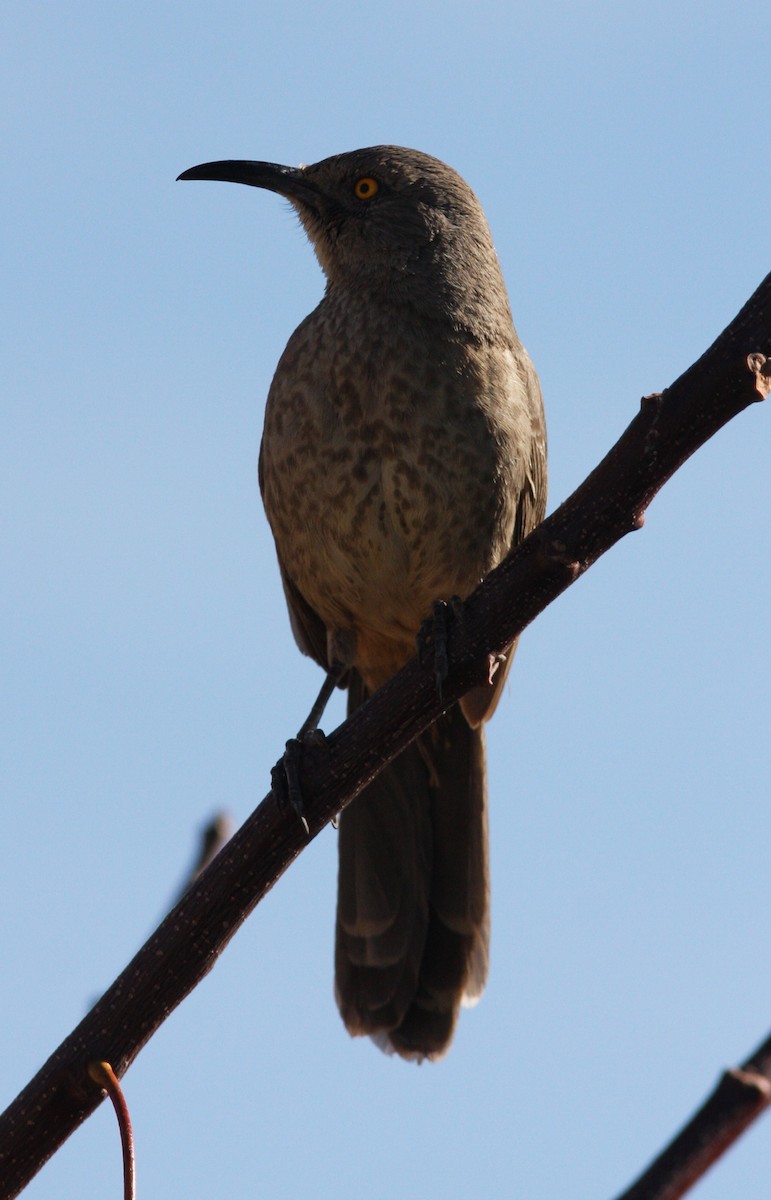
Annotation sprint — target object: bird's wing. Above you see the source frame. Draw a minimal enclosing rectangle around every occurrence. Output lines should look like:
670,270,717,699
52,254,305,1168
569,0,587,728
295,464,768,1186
259,438,329,670
460,370,547,728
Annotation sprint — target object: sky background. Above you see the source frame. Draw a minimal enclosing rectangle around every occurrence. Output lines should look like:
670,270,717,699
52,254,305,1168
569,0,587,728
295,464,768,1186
2,2,770,1197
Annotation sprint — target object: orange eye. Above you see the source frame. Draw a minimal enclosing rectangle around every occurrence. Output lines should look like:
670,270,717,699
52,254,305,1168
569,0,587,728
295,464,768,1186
353,176,379,200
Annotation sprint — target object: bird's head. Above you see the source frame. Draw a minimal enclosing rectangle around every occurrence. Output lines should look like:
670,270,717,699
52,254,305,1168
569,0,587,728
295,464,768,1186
179,145,512,335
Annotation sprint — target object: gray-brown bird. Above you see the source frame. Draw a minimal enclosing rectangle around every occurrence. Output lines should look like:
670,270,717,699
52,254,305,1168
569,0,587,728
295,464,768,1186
178,146,547,1061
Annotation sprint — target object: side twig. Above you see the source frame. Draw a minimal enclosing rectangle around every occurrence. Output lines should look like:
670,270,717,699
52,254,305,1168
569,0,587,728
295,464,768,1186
86,1062,136,1200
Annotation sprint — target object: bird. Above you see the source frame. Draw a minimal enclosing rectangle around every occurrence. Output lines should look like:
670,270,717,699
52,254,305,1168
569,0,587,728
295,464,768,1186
178,146,547,1061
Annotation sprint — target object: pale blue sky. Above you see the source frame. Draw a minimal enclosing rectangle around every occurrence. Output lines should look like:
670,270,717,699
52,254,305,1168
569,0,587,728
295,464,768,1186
2,2,770,1197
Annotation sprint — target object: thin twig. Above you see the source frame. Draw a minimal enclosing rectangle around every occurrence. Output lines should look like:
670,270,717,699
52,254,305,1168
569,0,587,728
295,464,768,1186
87,1062,136,1200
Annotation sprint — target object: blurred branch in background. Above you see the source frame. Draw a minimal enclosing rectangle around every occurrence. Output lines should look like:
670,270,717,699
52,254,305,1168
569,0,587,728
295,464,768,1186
172,812,234,907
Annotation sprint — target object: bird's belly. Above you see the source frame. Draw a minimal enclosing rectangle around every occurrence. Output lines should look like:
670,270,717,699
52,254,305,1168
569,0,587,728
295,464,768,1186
260,314,530,686
262,415,508,686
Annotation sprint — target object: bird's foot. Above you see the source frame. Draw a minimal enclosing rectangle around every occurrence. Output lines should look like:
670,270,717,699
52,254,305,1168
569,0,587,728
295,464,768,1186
297,663,347,738
271,728,327,837
417,596,464,703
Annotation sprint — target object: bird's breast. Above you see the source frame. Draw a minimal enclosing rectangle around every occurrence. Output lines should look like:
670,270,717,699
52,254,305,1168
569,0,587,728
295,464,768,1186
260,300,533,681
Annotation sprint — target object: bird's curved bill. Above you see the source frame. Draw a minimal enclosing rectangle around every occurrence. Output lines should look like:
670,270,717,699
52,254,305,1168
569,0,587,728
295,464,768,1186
177,159,319,206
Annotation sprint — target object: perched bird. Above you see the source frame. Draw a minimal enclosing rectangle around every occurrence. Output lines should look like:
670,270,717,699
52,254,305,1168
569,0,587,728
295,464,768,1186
178,146,547,1060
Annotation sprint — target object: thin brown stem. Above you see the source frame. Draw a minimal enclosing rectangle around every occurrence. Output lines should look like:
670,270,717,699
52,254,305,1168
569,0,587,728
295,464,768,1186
87,1062,136,1200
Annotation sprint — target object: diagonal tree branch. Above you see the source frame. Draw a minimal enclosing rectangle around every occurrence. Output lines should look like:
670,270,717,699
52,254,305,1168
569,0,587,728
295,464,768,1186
615,1031,771,1200
0,273,768,1199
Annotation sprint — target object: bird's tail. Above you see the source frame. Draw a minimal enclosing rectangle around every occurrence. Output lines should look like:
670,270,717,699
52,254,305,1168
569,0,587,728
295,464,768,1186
334,673,489,1061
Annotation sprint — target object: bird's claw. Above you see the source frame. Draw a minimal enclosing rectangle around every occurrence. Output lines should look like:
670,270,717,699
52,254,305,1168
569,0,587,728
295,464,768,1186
417,597,463,702
272,730,326,836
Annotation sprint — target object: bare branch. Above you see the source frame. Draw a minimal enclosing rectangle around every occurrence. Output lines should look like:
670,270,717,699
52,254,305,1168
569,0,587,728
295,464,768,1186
614,1034,771,1200
0,272,768,1199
